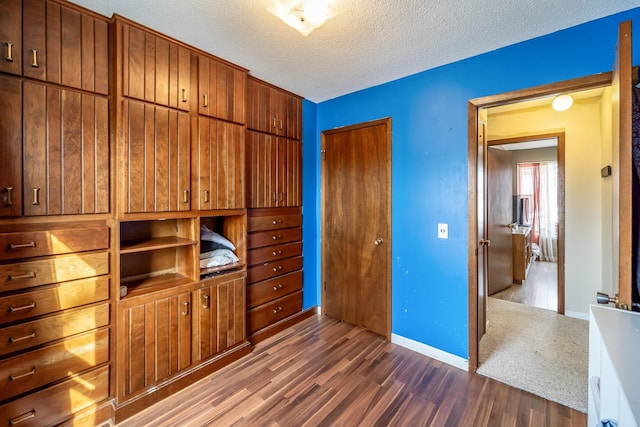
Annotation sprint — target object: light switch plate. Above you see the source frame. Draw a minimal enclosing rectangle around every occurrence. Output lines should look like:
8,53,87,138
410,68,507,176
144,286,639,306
438,223,448,239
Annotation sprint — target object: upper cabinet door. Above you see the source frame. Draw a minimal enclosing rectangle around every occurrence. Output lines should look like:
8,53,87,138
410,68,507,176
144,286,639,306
197,54,246,123
121,22,190,110
0,75,23,217
0,0,23,76
121,99,191,214
22,0,45,81
247,77,302,140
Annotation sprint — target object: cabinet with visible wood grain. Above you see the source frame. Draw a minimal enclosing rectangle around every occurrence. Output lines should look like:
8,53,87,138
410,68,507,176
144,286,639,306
192,117,245,210
0,75,23,216
247,77,301,139
197,54,246,123
247,131,301,208
512,227,533,283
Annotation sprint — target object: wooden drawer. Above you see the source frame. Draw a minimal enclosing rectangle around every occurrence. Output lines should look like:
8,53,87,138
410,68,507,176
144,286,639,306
0,328,109,401
248,242,302,266
248,291,302,334
0,365,109,427
248,256,302,284
248,270,302,309
248,213,302,232
248,227,301,249
0,227,109,261
0,251,110,292
0,303,109,356
0,276,110,325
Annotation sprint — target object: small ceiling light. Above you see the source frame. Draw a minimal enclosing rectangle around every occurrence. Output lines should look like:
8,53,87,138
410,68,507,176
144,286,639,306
552,94,573,112
268,0,332,36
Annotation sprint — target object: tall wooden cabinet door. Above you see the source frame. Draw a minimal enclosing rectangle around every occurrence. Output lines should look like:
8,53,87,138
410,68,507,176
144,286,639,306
193,286,216,361
119,292,192,400
247,78,270,133
0,75,22,217
121,100,190,213
286,95,302,140
22,0,46,81
216,276,245,350
197,55,245,123
0,0,22,76
23,82,109,216
248,131,276,208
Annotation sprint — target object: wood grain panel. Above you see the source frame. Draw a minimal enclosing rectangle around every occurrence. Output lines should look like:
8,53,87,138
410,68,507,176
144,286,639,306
0,251,109,292
0,328,109,401
0,303,109,356
247,270,302,308
247,227,302,249
0,0,22,76
0,75,22,216
62,89,82,214
80,13,95,91
122,24,145,101
247,256,302,284
0,365,109,427
155,36,169,105
45,1,61,84
144,31,156,103
247,208,301,231
0,275,109,325
60,5,81,89
247,290,301,334
22,0,46,81
247,241,302,266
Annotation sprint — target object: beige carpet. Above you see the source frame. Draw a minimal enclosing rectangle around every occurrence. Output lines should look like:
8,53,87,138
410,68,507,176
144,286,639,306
477,297,588,412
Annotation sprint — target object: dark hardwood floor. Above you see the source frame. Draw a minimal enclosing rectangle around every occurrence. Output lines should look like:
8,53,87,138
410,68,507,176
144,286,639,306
492,261,558,311
118,314,586,426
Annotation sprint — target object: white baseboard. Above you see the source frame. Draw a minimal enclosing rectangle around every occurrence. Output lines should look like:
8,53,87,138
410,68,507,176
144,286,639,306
391,334,469,372
565,310,589,321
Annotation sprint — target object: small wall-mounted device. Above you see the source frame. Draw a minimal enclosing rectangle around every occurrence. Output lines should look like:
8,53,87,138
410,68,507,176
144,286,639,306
601,165,612,178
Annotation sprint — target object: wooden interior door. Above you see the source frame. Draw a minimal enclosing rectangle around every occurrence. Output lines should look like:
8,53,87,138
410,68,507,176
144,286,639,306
487,147,513,295
611,20,633,309
321,118,391,338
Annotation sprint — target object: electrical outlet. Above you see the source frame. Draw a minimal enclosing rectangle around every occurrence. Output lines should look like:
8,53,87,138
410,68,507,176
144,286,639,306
438,223,448,239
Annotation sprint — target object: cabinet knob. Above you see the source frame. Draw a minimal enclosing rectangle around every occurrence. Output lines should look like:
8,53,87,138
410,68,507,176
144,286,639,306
272,306,283,314
272,284,283,291
272,235,282,240
272,265,283,272
182,301,189,316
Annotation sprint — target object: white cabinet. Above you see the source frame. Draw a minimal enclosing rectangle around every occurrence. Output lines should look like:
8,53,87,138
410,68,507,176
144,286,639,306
588,305,640,427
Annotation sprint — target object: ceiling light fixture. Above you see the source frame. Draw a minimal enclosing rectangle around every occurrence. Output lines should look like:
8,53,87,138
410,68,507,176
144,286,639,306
552,94,573,111
268,0,332,36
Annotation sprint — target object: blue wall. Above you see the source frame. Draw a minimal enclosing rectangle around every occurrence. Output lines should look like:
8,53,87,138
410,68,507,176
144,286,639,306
301,8,640,359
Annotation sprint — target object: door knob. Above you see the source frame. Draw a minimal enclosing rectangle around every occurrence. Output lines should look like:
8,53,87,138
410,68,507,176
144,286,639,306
479,239,491,246
374,238,384,246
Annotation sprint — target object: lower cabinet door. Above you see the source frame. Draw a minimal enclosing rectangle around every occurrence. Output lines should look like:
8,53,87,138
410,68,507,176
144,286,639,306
0,365,109,427
118,291,192,401
193,274,245,362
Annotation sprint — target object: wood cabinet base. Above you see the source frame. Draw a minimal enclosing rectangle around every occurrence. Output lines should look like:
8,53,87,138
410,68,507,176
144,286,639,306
249,307,317,346
115,342,251,423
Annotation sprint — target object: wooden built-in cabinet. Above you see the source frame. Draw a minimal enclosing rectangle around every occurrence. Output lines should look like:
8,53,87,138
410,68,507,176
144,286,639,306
0,222,113,426
0,75,22,216
120,99,191,214
197,54,246,123
248,131,301,208
193,117,245,210
0,0,109,93
120,20,191,111
247,77,302,140
247,208,303,343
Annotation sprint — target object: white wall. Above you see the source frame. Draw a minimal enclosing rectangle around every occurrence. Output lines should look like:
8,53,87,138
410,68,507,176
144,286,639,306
487,95,607,316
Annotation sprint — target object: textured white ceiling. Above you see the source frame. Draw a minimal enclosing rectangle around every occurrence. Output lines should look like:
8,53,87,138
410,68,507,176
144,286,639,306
69,0,639,102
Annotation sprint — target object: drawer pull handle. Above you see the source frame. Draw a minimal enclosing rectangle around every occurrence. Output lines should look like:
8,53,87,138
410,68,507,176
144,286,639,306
9,302,36,313
4,42,14,62
203,190,209,203
181,88,188,103
182,190,189,204
272,306,283,314
9,331,36,344
272,117,277,128
272,235,282,240
8,272,36,281
271,219,283,225
9,367,36,381
4,186,13,206
273,284,283,291
272,265,283,272
272,250,283,256
202,294,210,309
9,410,36,425
279,119,284,130
182,301,189,316
30,49,39,68
203,94,208,108
9,242,36,250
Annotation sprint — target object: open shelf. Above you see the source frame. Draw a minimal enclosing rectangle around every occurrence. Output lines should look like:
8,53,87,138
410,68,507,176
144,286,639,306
120,273,195,299
120,236,197,254
200,262,246,279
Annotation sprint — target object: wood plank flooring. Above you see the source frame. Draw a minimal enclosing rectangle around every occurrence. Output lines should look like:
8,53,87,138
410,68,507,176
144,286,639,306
492,261,558,311
118,315,586,426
